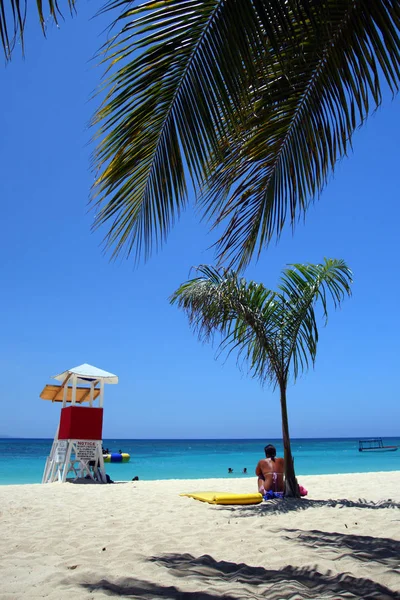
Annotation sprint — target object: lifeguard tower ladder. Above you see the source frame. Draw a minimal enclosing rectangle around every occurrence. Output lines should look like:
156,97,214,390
40,364,118,483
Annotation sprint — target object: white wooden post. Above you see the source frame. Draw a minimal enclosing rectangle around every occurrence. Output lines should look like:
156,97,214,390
42,425,59,483
89,382,95,407
62,379,69,408
96,442,106,482
48,449,59,483
61,442,73,483
71,374,77,406
99,380,105,408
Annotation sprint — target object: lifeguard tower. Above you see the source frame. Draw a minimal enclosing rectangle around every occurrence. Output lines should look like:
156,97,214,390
40,364,118,483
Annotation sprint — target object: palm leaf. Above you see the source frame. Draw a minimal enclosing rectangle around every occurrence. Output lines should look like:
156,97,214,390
171,259,352,385
171,265,282,382
0,0,75,59
278,259,353,380
205,0,400,268
92,0,400,267
92,0,270,261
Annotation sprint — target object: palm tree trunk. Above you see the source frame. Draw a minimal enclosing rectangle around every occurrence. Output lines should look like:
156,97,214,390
279,381,300,498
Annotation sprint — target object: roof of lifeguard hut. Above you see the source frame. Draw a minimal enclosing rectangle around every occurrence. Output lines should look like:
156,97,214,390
52,363,118,384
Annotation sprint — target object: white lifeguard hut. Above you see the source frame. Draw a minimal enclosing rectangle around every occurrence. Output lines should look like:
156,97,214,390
40,364,118,483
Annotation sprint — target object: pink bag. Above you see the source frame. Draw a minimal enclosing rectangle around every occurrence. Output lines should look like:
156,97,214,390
299,485,308,497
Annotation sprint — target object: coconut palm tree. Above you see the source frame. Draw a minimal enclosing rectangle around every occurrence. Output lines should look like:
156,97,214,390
2,2,399,268
171,259,352,497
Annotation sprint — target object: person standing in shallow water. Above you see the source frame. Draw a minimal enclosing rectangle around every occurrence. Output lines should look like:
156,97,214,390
256,444,284,493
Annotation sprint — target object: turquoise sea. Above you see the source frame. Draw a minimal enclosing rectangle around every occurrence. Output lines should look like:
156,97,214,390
0,438,399,485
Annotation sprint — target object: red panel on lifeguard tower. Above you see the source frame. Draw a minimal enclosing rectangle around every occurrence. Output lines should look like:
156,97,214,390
58,407,103,440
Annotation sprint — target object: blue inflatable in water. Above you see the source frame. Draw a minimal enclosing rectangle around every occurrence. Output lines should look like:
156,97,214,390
103,453,130,463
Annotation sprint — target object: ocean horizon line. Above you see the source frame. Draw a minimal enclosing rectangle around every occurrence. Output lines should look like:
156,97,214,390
1,435,398,441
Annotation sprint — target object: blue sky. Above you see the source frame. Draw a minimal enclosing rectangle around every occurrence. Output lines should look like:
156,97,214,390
0,4,399,439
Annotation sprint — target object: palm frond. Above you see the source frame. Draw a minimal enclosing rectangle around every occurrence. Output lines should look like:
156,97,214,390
0,0,75,59
171,259,352,385
92,0,400,267
171,265,282,383
278,259,353,379
92,0,270,261
205,0,400,268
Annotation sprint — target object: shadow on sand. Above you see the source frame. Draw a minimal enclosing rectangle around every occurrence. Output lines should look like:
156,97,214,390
81,552,400,599
281,528,400,568
149,553,399,599
218,497,400,516
81,577,238,600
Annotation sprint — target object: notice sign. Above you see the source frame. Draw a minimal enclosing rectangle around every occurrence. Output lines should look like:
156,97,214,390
56,440,68,463
76,441,97,461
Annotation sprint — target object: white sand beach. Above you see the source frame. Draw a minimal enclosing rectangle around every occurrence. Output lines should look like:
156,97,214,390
0,471,399,599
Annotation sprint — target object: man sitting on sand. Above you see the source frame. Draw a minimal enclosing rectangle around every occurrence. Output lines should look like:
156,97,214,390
256,444,284,494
